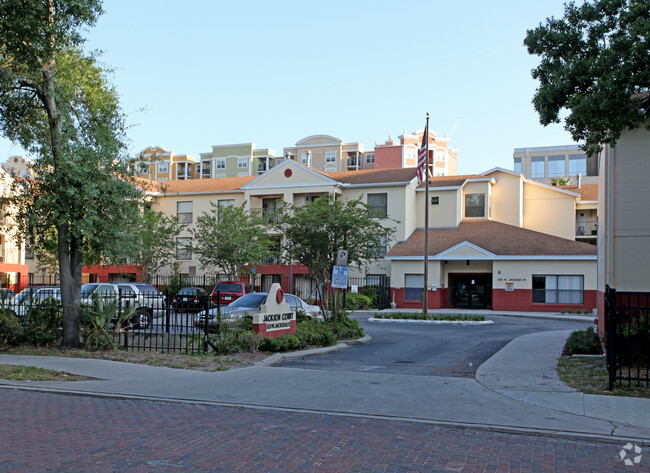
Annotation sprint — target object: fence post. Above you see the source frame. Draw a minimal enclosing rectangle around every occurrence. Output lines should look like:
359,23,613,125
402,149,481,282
605,285,616,390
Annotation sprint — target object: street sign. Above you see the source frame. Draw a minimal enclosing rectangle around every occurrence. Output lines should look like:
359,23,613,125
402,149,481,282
336,249,349,266
331,265,349,289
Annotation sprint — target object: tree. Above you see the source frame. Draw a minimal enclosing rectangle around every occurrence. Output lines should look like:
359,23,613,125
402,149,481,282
0,0,144,347
190,203,272,278
278,194,396,328
128,207,184,278
524,0,650,156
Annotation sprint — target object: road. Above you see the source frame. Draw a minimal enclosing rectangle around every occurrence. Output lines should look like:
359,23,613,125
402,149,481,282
277,314,588,377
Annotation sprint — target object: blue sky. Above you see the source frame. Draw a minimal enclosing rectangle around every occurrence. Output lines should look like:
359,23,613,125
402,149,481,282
0,0,577,175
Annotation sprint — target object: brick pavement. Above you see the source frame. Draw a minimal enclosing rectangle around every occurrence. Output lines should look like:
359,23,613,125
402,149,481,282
0,389,643,473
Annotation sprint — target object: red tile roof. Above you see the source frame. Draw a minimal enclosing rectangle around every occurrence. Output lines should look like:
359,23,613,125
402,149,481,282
387,220,597,257
143,176,256,194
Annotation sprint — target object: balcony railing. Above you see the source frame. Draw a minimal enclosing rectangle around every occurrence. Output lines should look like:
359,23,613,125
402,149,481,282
347,158,360,168
576,221,598,237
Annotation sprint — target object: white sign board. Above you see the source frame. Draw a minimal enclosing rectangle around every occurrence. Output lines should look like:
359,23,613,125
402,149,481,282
331,265,349,289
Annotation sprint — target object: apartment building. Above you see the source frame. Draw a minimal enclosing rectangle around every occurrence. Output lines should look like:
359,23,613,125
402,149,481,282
373,129,458,176
513,145,598,185
0,169,29,290
596,125,650,332
199,143,278,178
148,161,596,312
282,135,366,173
135,146,200,181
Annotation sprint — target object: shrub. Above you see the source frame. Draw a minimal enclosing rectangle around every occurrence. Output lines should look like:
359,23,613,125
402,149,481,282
361,285,381,308
334,314,364,340
343,292,372,311
563,326,603,356
19,297,63,346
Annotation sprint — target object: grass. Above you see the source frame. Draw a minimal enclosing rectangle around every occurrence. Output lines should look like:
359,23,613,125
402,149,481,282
0,364,91,381
557,356,650,398
374,312,485,322
0,346,267,372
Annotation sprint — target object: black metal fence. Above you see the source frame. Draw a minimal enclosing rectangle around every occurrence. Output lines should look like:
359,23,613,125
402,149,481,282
605,286,650,389
2,273,391,353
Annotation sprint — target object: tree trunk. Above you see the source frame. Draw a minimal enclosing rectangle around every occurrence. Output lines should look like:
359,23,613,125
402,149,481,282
58,224,83,348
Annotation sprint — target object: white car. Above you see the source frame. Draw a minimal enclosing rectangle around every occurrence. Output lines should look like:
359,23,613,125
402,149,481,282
81,282,165,329
195,292,323,329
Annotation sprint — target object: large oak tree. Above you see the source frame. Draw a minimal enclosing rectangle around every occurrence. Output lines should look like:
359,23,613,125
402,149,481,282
0,0,144,347
525,0,650,156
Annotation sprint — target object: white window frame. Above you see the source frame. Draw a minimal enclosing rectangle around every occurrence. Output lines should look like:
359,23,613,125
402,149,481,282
325,151,337,163
215,159,226,170
176,237,192,260
238,157,248,169
158,162,168,173
177,201,193,224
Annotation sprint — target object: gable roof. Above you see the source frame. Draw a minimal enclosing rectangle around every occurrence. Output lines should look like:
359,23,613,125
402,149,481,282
321,167,418,185
387,220,597,259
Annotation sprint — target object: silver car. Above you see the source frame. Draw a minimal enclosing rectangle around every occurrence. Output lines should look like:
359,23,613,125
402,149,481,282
81,282,165,329
195,292,323,329
7,286,61,318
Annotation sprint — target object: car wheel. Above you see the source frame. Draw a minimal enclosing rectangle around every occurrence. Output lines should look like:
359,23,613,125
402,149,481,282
133,308,153,329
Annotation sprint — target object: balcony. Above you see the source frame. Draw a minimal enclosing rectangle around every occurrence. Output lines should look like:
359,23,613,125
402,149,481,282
576,221,598,237
347,157,360,168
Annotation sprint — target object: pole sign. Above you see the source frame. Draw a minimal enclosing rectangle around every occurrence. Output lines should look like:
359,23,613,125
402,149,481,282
336,249,349,266
331,265,349,289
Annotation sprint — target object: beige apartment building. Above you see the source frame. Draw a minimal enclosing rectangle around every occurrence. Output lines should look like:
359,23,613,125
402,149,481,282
596,125,650,331
148,161,596,312
199,143,279,178
135,146,200,181
283,135,366,173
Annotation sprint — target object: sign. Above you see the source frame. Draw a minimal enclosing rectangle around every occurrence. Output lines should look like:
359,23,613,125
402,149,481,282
331,265,349,289
505,282,514,292
336,249,349,266
251,283,295,338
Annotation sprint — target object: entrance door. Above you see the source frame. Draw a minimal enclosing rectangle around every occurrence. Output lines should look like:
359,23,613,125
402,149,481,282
450,274,492,309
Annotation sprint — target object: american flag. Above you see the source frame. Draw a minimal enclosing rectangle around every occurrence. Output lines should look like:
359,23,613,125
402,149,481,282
416,122,428,185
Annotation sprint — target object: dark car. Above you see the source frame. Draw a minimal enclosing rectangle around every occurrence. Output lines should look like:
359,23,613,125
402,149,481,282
210,281,250,306
171,287,210,312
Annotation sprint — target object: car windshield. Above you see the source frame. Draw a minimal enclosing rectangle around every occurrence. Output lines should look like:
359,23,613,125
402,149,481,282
81,284,101,297
179,288,200,295
215,283,244,293
228,293,266,308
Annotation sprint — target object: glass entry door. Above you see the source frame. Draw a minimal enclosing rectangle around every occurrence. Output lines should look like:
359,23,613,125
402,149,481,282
450,274,492,309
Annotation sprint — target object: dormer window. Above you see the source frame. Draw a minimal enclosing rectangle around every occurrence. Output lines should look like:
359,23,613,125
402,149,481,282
465,194,485,218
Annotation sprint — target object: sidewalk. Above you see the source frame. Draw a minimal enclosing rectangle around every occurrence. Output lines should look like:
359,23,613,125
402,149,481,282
1,328,648,443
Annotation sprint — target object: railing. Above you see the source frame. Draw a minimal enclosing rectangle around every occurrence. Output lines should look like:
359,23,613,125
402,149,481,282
605,286,650,389
575,221,598,236
347,158,360,168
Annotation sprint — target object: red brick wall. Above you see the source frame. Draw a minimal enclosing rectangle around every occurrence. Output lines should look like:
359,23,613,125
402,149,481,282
392,288,450,309
492,289,597,313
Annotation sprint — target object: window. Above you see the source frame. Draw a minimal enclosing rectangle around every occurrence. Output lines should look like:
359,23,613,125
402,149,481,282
176,237,192,260
547,155,565,178
368,193,387,218
325,151,337,163
434,150,446,162
568,154,587,176
237,172,247,177
238,157,247,168
405,274,424,301
215,159,226,170
300,153,308,165
202,163,211,175
366,153,375,164
158,162,168,173
24,240,34,260
177,201,193,224
513,157,521,174
374,235,387,258
215,173,226,178
464,194,485,218
532,275,583,304
531,157,545,178
431,196,439,206
218,199,235,209
138,164,149,174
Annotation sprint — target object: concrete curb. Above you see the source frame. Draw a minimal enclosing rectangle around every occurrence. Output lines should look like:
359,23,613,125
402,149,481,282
255,335,372,366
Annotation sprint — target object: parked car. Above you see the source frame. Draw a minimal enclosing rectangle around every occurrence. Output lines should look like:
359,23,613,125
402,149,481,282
195,292,323,329
81,282,165,329
0,288,15,300
7,286,61,318
210,281,250,306
171,287,210,312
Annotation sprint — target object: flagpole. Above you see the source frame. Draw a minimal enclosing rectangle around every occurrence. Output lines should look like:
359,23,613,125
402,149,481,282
423,113,429,316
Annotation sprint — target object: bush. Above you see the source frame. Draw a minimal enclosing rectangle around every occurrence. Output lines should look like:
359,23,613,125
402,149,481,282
563,326,603,356
361,285,381,308
334,314,364,340
343,292,372,311
19,297,63,346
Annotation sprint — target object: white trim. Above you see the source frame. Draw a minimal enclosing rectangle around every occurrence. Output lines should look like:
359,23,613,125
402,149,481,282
295,134,343,145
481,167,522,178
522,177,580,197
436,241,497,258
241,160,342,189
386,255,597,261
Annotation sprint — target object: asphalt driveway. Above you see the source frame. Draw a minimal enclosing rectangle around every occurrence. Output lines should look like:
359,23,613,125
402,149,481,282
276,314,590,377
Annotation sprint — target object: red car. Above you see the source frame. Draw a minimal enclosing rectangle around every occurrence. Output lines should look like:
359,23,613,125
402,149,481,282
210,281,250,306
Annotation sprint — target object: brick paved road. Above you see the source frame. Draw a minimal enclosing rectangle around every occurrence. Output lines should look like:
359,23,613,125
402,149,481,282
0,389,642,472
